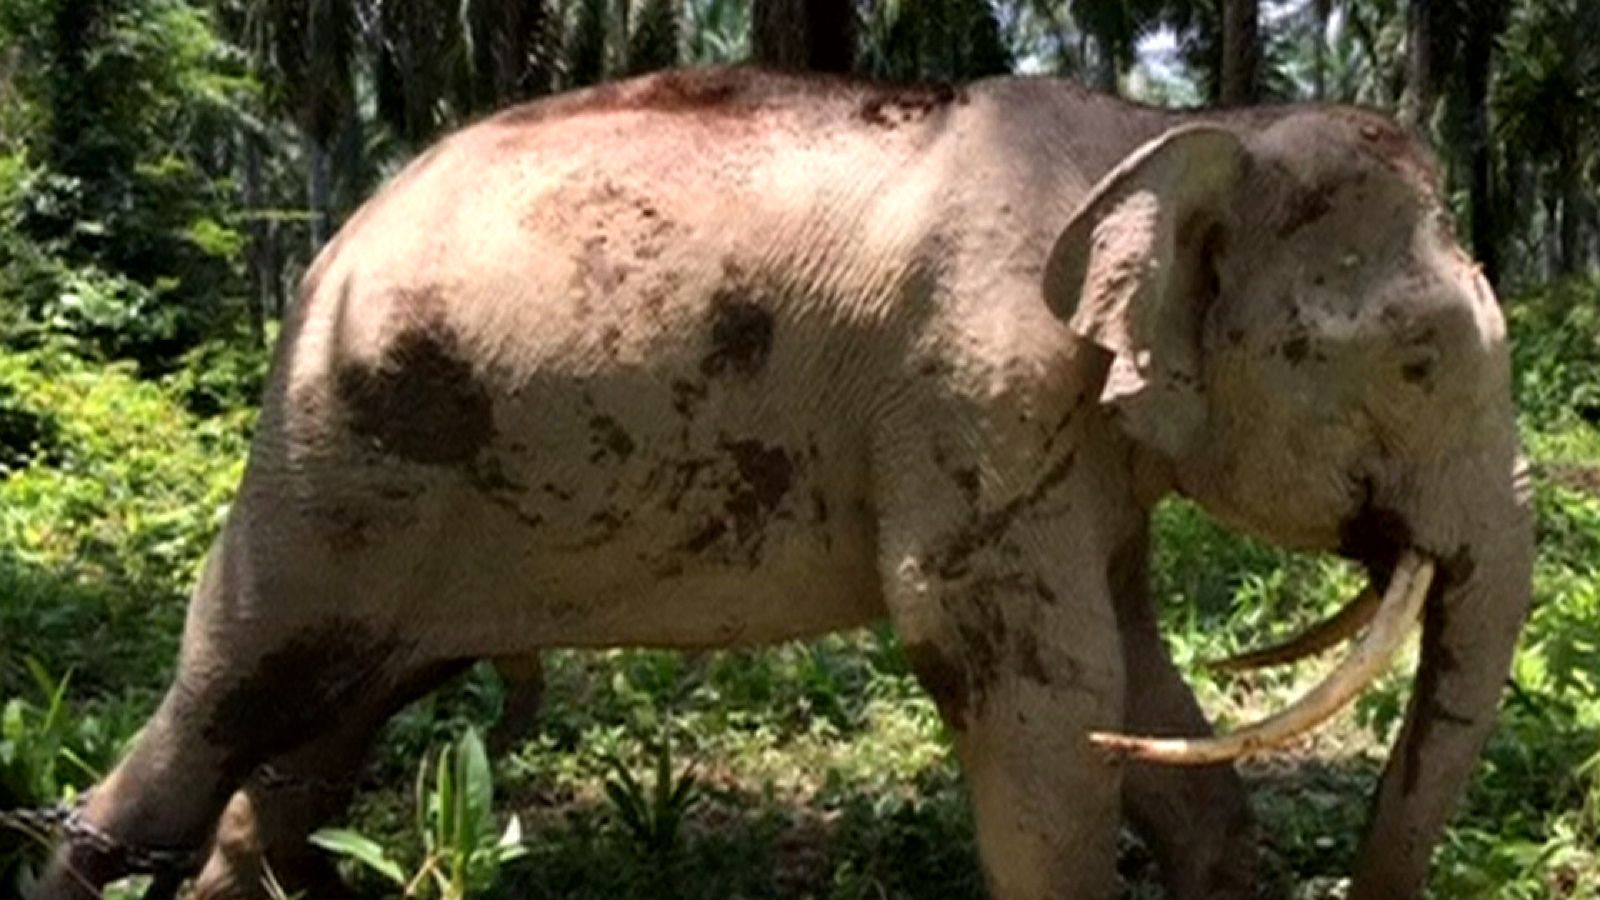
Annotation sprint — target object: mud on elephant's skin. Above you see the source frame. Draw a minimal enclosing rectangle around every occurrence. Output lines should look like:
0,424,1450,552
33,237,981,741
33,67,1531,900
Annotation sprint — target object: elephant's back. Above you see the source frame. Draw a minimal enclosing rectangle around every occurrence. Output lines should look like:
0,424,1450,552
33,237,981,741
238,69,953,587
286,67,954,382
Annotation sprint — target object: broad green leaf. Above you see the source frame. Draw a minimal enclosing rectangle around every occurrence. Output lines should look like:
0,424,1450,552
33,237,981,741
435,745,457,851
456,727,493,848
308,828,406,886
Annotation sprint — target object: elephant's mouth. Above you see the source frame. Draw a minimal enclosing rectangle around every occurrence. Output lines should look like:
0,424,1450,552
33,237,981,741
1090,550,1435,766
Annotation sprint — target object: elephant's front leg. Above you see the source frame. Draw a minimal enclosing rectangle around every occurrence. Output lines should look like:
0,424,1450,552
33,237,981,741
889,547,1125,898
879,478,1127,897
1113,525,1259,899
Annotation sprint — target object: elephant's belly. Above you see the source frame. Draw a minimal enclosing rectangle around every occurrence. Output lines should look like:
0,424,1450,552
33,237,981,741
433,471,887,652
539,527,887,648
407,382,888,652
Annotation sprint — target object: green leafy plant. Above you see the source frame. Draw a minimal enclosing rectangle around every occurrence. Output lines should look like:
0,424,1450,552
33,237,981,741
603,730,701,864
1,659,127,893
311,727,526,899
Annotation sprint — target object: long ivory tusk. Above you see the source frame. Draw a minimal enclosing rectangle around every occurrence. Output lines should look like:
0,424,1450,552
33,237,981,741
1207,587,1382,672
1090,551,1434,766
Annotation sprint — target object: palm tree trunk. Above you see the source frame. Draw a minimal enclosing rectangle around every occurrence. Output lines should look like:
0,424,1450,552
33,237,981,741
1461,10,1500,287
1221,0,1259,105
497,0,548,101
752,0,856,72
468,0,550,106
567,0,609,87
1587,191,1600,273
1558,148,1582,276
1543,193,1561,280
1092,35,1118,95
241,129,268,341
1401,0,1435,128
627,0,681,75
1401,0,1458,132
335,103,365,215
306,132,332,255
613,0,631,79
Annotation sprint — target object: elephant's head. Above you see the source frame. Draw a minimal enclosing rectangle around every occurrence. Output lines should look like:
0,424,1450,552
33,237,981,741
1042,112,1533,894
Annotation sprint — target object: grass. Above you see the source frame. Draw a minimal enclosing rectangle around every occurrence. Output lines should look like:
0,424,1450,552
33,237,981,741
1,280,1598,897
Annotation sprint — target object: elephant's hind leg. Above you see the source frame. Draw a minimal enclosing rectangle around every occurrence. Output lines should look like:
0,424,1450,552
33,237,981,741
33,550,263,899
195,655,544,898
192,658,468,900
32,528,448,900
32,687,237,899
488,654,547,755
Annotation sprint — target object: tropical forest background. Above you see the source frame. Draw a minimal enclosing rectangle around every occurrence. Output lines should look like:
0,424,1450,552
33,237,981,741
1,0,1598,897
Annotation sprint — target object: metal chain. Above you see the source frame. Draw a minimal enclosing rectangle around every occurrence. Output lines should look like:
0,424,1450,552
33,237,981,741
62,805,205,875
0,793,204,877
0,765,353,880
0,800,74,834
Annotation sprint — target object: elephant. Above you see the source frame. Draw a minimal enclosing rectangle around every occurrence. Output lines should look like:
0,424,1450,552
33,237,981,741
34,66,1532,900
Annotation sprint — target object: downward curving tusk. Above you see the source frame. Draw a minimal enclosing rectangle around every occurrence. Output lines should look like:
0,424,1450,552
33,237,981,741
1090,551,1434,766
1207,587,1382,673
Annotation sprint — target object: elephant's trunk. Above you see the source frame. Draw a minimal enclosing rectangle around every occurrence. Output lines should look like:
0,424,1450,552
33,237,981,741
1350,454,1534,898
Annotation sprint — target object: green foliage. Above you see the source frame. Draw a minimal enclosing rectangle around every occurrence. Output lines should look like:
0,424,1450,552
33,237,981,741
1495,1,1600,182
0,336,252,896
1509,278,1600,439
0,341,250,893
161,329,273,418
602,731,701,865
682,0,748,64
312,727,527,899
0,0,253,364
0,343,255,701
0,660,135,894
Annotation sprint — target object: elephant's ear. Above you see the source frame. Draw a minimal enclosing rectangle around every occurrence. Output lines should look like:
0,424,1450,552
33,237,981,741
1042,125,1245,461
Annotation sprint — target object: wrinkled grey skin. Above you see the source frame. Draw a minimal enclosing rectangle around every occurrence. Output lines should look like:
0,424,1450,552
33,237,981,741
34,67,1530,900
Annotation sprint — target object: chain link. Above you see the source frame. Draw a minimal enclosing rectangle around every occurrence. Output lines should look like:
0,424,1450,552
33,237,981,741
0,800,74,834
0,793,204,877
63,806,205,874
0,764,353,880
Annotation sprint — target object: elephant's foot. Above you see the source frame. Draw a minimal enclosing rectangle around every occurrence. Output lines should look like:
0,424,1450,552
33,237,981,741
31,693,234,900
1157,812,1261,900
193,789,355,900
